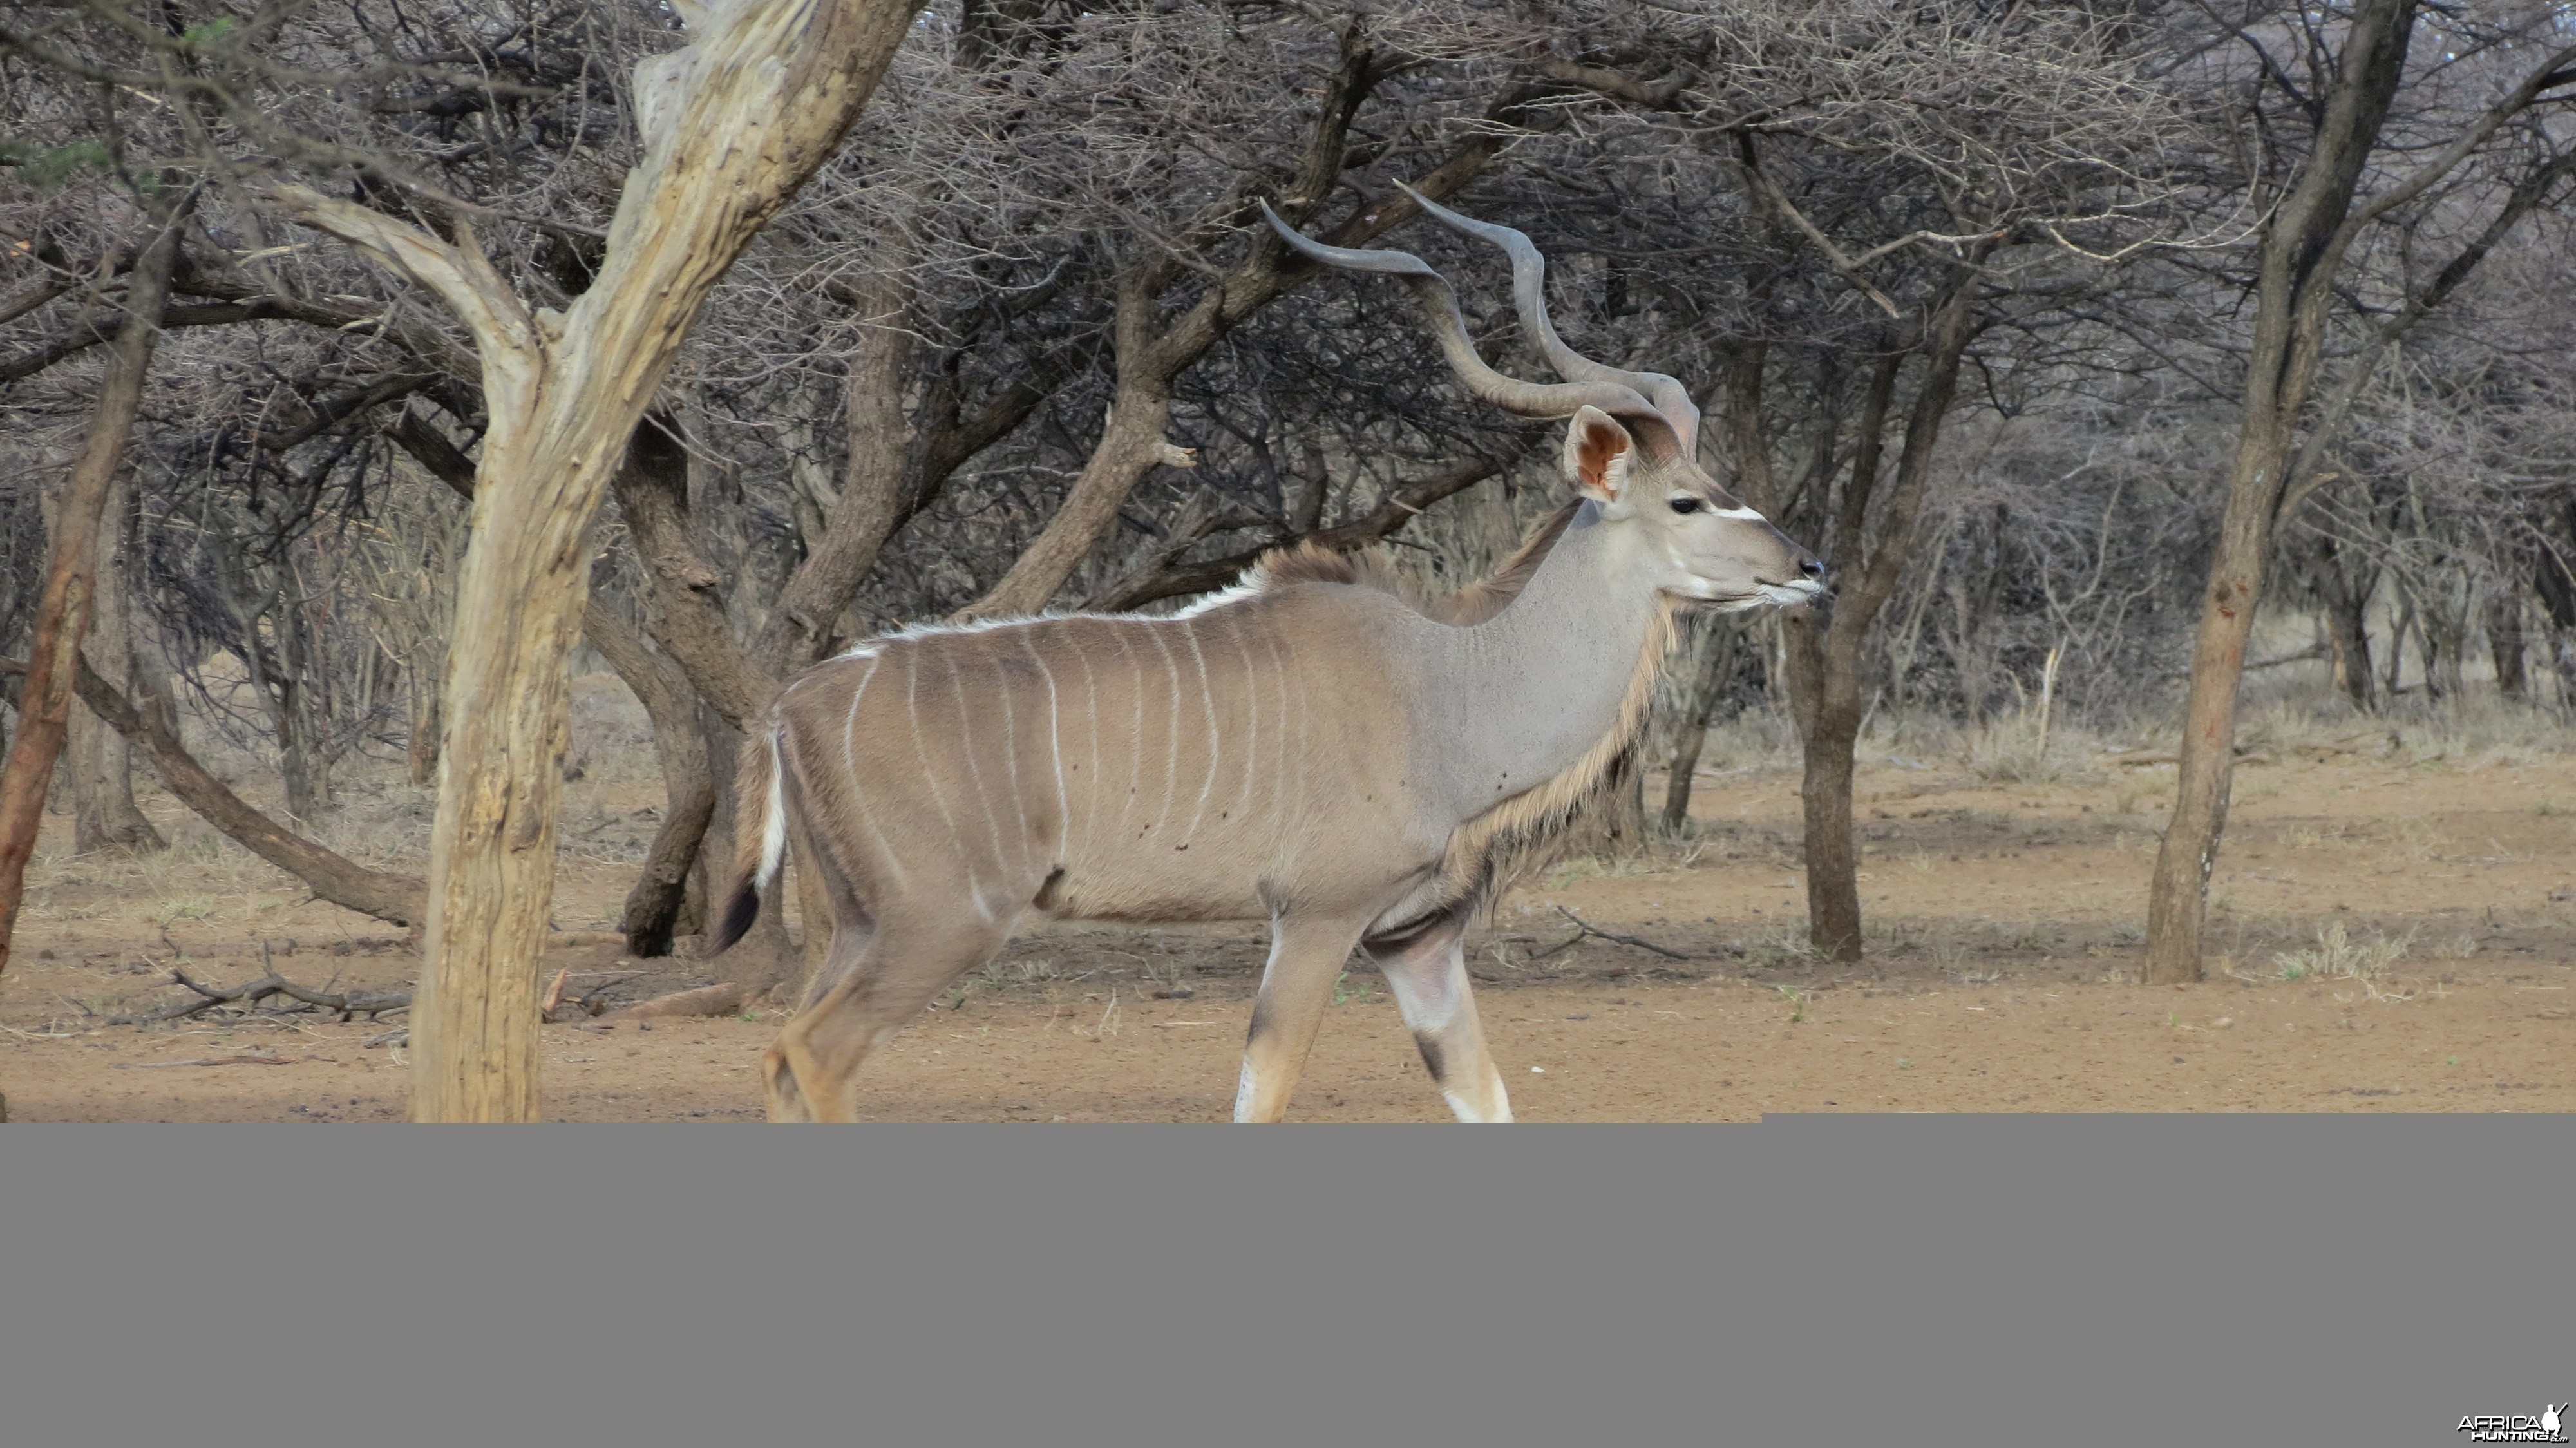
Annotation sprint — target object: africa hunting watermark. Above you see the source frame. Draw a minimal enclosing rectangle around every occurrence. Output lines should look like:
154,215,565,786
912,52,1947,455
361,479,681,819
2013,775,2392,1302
2458,1405,2568,1443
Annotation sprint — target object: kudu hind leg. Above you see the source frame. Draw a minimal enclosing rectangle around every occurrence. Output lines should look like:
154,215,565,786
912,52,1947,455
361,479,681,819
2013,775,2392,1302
1233,915,1370,1123
1365,908,1513,1123
764,910,1012,1123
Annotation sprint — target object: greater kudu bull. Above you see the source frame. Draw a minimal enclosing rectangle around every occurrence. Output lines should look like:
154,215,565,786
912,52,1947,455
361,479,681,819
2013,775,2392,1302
716,188,1824,1121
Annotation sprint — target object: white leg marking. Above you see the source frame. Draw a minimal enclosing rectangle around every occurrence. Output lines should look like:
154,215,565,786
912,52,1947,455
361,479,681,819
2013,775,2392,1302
1442,1086,1512,1125
1233,1057,1263,1123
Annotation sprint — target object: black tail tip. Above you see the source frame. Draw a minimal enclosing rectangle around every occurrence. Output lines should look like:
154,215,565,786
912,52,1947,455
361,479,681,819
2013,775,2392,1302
708,883,759,955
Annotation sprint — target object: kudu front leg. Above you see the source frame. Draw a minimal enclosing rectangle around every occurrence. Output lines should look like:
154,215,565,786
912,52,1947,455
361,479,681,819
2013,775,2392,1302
1233,915,1370,1123
1364,907,1513,1123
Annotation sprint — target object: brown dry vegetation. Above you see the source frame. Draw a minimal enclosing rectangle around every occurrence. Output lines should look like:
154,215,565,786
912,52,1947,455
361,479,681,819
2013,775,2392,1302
7,667,2569,1123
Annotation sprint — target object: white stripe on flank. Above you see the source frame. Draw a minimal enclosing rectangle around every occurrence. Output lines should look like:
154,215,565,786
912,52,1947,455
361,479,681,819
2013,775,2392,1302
838,654,904,884
947,651,1010,879
905,647,983,901
1180,622,1220,840
1258,624,1293,843
992,645,1034,874
1227,620,1260,825
1110,627,1140,843
1023,633,1068,864
1071,627,1101,857
1146,627,1181,836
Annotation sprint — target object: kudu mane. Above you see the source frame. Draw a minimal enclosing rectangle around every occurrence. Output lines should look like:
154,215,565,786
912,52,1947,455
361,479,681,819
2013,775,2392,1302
1240,497,1580,627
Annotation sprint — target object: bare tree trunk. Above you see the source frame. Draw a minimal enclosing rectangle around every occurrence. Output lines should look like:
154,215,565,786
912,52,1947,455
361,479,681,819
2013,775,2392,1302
2425,602,2468,701
406,671,441,787
68,473,164,853
1739,259,1980,963
265,0,923,1119
0,195,188,980
582,595,715,958
1660,618,1741,832
2302,533,2378,712
2488,593,2528,701
2145,0,2417,984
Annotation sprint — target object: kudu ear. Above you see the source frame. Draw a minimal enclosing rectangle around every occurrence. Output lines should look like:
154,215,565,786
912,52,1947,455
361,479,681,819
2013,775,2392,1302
1562,405,1636,510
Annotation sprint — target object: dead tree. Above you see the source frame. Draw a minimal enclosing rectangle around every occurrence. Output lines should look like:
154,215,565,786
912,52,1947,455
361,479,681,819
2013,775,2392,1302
261,0,927,1120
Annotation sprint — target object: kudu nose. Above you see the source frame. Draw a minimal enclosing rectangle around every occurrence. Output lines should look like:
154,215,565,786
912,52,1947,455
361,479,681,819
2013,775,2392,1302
1798,555,1826,582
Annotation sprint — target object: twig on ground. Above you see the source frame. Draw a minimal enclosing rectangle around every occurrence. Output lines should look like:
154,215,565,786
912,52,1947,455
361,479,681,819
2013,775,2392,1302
1532,906,1694,962
116,1054,296,1069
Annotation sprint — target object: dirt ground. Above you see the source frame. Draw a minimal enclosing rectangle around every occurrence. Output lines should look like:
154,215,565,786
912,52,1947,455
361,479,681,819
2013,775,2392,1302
6,691,2573,1122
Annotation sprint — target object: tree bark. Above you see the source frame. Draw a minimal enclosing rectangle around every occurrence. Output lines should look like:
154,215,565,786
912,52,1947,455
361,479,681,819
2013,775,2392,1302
963,282,1188,618
264,0,925,1120
2145,0,2418,984
406,667,442,787
0,194,188,980
2303,531,2378,712
744,247,919,676
1739,260,1978,964
1660,618,1742,832
2487,593,2527,701
67,472,164,853
582,592,716,958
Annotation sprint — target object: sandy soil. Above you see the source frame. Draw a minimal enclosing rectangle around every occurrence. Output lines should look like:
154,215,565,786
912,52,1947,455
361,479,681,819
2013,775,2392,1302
6,713,2573,1122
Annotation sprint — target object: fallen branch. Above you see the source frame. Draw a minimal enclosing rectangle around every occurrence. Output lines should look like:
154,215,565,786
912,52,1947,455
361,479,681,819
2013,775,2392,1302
1530,906,1694,962
117,1053,296,1069
109,950,413,1025
598,981,745,1022
2158,642,2327,680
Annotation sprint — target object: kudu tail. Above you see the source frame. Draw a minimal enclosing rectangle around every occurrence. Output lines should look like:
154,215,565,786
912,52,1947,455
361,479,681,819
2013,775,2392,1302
709,719,788,955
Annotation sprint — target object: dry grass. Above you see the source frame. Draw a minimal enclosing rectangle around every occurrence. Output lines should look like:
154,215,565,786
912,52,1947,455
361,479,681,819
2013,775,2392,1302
2271,921,2410,982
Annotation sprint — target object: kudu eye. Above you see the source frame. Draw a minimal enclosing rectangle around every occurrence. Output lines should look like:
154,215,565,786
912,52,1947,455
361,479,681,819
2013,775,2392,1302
1668,495,1705,515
